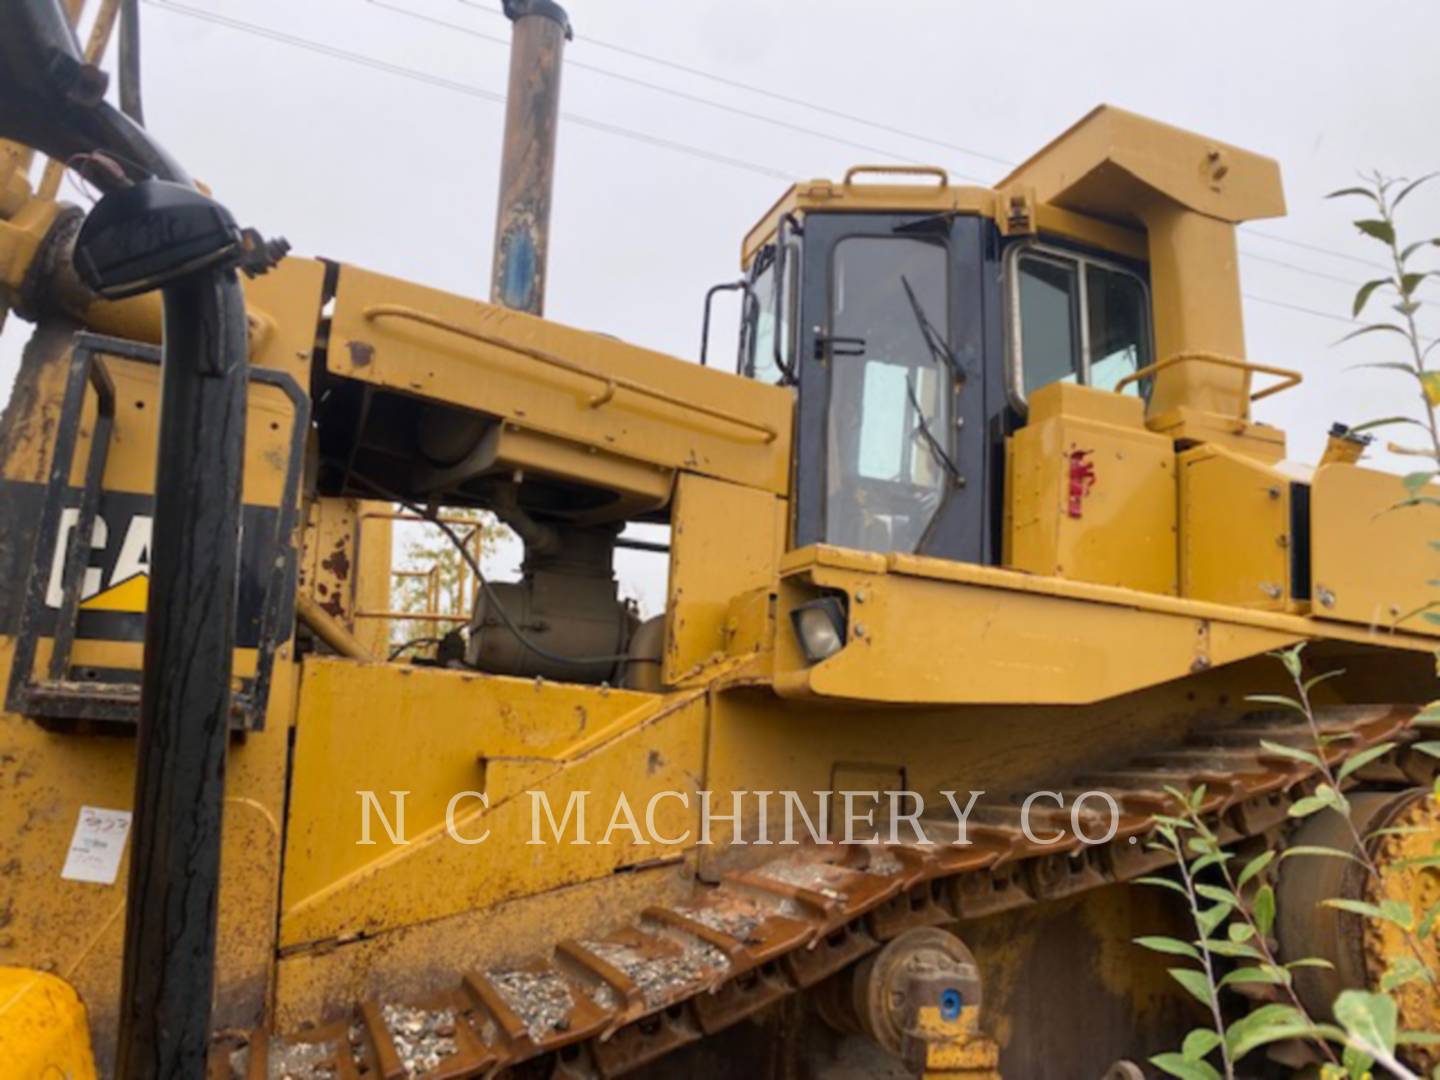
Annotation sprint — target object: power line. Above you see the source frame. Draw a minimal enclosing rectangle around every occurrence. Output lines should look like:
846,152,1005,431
448,0,1419,282
1244,228,1394,272
449,0,1018,170
143,0,792,180
1245,292,1436,343
1238,250,1369,289
366,0,990,183
145,1,1432,336
1244,293,1361,325
1238,249,1439,304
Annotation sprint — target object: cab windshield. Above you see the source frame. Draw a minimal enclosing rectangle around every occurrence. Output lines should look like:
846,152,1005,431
826,235,950,554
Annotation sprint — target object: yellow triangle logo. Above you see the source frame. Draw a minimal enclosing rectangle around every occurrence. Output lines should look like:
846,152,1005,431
81,573,149,613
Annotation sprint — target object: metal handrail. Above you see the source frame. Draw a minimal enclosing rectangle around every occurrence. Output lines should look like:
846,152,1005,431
1114,350,1303,402
361,303,779,443
843,164,948,188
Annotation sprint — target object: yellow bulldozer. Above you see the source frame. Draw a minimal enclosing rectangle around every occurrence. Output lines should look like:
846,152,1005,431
0,1,1436,1077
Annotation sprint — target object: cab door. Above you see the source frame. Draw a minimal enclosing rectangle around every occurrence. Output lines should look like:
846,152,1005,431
794,213,990,562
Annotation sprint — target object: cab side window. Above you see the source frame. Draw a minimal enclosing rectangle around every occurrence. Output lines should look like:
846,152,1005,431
1009,246,1151,407
744,242,797,384
1015,255,1081,396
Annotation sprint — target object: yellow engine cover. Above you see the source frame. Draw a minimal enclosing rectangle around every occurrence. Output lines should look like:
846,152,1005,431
1178,444,1294,610
1310,462,1440,636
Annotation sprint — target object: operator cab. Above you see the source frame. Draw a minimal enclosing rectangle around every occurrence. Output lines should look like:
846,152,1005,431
731,167,1153,565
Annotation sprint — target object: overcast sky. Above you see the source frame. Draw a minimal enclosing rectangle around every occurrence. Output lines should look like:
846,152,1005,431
4,0,1439,612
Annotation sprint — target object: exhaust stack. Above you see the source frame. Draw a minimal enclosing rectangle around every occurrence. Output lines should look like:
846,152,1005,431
490,0,571,315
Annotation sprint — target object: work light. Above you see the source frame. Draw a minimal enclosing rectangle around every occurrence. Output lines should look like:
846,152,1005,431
790,596,847,663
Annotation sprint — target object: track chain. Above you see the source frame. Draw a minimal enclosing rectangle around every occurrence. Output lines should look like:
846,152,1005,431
216,704,1433,1080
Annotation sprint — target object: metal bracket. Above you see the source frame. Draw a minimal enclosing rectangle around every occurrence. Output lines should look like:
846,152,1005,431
4,333,308,730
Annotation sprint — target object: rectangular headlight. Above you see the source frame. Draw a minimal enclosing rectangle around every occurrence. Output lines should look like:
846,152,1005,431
790,596,847,663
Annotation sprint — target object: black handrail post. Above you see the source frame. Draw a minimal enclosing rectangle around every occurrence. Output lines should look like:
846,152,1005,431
113,266,248,1078
71,177,253,1079
0,4,257,1074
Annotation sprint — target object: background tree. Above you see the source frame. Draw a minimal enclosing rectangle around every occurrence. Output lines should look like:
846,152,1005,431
389,507,509,660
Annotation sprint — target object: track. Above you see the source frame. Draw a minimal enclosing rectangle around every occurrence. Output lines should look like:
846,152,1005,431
218,704,1431,1080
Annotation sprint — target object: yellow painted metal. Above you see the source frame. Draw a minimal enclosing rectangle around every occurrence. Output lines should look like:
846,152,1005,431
278,658,705,947
770,544,1437,706
0,217,323,356
0,635,298,1071
774,556,1297,706
720,586,775,663
699,651,1337,880
0,328,296,502
1142,210,1253,418
1026,379,1145,430
0,139,36,219
353,502,395,656
1178,445,1293,610
296,593,374,661
741,175,1147,268
296,498,396,657
663,472,786,684
327,268,793,504
1320,428,1370,466
1115,351,1302,403
999,106,1285,227
911,1004,999,1078
999,105,1286,448
299,498,370,630
0,193,61,299
35,0,122,203
241,257,328,382
86,345,296,503
1310,463,1440,636
0,324,303,1068
0,967,98,1080
1005,383,1176,594
1153,406,1288,463
2,339,299,696
3,98,1440,1074
1118,350,1301,459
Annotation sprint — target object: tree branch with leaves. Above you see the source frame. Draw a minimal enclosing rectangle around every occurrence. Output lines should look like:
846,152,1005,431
1330,173,1440,478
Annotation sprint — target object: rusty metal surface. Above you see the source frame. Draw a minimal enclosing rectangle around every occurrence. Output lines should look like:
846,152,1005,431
489,1,568,315
220,704,1427,1079
1363,791,1440,1072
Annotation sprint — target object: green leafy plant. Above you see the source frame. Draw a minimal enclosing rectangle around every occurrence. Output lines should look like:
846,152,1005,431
1137,171,1440,1080
1260,648,1439,1061
1329,172,1440,475
1135,645,1440,1079
1138,779,1339,1080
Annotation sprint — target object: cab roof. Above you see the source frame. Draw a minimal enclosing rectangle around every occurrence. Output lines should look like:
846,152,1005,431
740,163,1147,268
740,105,1285,270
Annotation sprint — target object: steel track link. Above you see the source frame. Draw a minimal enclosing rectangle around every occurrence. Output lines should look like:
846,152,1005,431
216,704,1434,1080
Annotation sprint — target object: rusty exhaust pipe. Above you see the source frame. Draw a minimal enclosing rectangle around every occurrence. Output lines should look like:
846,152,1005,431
490,0,571,315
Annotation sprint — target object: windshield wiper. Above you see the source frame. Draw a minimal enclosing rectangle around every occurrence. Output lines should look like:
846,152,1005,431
897,273,962,485
900,274,962,383
905,372,962,484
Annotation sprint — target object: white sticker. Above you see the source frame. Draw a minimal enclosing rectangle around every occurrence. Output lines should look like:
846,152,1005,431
61,805,133,885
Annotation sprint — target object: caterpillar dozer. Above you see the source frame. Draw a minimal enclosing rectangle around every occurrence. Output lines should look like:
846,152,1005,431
1,1,1437,1077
